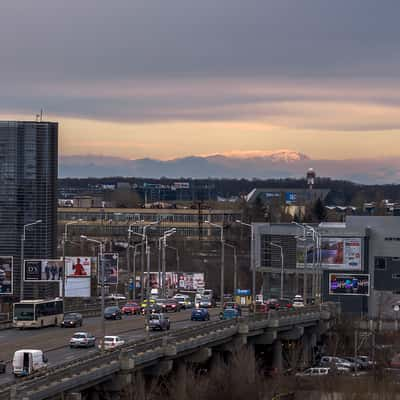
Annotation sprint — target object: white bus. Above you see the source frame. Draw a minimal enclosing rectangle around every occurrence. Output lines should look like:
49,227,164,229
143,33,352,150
13,299,64,329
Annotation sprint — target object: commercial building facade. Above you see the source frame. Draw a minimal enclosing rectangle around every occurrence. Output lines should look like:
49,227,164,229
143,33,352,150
253,216,400,319
0,121,58,303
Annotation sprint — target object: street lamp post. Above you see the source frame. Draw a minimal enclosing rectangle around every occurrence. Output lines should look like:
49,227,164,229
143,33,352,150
205,221,224,311
167,245,180,272
236,220,256,308
270,242,284,300
20,220,42,300
224,243,238,296
305,225,320,303
161,228,176,298
80,235,105,351
127,221,143,300
63,220,82,298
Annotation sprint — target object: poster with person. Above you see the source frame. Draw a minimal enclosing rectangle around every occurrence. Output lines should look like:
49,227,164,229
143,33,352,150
24,259,63,281
100,253,118,284
65,257,91,277
0,256,12,295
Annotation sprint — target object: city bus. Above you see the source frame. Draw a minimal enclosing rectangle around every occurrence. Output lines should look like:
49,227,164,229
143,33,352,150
13,299,64,329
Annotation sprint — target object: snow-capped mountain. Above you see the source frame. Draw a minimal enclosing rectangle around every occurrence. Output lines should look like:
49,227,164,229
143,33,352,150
59,151,400,184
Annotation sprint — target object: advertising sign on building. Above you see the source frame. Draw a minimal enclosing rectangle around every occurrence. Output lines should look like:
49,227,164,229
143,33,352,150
101,253,119,285
65,257,91,277
0,256,12,295
329,273,370,296
24,259,63,281
321,238,362,270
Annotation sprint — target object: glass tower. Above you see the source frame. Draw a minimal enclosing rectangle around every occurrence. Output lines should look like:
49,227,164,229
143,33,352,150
0,121,58,300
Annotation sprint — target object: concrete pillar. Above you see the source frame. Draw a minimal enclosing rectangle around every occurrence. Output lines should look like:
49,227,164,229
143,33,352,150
272,340,283,373
302,335,311,367
65,393,82,400
295,272,299,295
175,362,187,400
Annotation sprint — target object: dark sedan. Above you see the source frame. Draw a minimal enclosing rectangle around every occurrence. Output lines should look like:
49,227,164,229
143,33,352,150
104,306,122,320
61,313,83,328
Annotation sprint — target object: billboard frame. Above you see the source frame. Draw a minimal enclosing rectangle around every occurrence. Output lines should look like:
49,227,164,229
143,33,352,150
24,259,64,282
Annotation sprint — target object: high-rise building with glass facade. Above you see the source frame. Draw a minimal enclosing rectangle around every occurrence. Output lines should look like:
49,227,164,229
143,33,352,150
0,121,58,302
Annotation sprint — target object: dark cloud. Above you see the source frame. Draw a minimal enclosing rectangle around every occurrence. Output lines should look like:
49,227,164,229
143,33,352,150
1,0,400,124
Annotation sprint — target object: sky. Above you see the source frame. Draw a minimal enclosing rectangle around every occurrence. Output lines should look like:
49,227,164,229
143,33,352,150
1,0,400,161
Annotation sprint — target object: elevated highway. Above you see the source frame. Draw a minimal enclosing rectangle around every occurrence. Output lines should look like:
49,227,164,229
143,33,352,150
0,303,337,400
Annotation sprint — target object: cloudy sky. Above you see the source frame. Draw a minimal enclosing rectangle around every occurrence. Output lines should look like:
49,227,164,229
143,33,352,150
1,0,400,161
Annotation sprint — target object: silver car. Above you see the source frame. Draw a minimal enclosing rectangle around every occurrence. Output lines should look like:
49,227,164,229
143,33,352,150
69,332,96,348
148,313,170,331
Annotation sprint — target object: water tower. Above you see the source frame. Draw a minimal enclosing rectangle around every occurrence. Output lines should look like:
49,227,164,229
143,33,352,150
306,168,316,190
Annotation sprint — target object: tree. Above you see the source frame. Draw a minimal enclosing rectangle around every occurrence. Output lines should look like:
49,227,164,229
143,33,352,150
312,198,326,222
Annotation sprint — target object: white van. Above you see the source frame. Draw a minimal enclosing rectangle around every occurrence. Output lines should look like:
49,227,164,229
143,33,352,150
12,349,48,376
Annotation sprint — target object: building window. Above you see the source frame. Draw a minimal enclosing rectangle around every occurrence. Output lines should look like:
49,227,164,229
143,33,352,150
375,257,386,270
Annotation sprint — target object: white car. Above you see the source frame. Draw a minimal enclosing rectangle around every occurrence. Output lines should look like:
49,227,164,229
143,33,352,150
69,332,96,348
106,293,127,301
292,295,305,308
100,336,125,350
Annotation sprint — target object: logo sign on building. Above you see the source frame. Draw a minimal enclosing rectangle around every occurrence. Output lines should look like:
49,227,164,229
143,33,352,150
101,253,119,285
321,238,362,270
24,259,63,281
329,273,370,296
65,257,91,278
285,192,297,204
0,256,12,295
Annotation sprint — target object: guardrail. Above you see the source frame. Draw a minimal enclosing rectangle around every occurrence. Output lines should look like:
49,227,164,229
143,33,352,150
0,304,337,400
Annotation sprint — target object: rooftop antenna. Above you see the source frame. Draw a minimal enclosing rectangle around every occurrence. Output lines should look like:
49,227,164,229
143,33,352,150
40,108,43,122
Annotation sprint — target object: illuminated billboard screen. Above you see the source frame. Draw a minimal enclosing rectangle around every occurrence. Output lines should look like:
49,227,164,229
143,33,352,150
0,256,13,295
329,274,369,296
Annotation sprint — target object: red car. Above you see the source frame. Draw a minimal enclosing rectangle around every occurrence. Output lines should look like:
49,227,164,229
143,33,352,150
121,302,141,315
160,299,181,312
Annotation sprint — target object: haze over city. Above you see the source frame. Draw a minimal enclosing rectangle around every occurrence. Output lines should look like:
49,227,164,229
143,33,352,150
2,0,400,181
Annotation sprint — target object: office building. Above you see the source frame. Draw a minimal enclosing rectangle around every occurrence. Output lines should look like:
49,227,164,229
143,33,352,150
253,216,400,319
0,121,58,303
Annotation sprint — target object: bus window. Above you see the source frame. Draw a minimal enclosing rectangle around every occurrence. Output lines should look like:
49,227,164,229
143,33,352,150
14,304,34,321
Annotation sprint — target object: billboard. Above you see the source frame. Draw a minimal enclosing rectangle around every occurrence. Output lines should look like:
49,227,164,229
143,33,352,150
65,257,91,277
178,272,205,290
329,274,370,296
140,272,205,291
296,238,315,267
321,238,362,270
24,259,63,281
100,253,119,285
0,256,12,295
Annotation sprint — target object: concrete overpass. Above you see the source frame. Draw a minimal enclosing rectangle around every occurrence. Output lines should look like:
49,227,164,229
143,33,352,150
0,304,337,400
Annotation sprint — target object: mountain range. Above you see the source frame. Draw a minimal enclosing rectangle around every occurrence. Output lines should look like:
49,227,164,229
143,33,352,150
59,150,400,184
